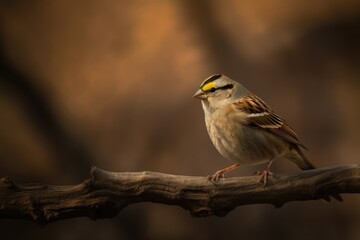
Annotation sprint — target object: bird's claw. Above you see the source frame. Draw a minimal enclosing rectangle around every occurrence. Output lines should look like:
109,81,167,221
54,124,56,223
207,171,225,183
254,170,273,186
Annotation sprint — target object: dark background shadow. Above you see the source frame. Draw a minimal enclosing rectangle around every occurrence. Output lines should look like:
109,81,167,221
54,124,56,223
0,1,359,239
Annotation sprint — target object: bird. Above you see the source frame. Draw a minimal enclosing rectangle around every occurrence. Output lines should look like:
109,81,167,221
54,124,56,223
193,73,343,203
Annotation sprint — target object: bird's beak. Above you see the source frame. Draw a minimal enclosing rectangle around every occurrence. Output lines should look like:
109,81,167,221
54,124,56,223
193,89,207,100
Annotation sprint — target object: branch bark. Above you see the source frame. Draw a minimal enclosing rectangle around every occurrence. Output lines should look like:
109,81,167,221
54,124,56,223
0,164,359,224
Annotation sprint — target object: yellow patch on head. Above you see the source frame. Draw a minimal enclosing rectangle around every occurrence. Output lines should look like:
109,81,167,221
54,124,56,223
201,81,216,92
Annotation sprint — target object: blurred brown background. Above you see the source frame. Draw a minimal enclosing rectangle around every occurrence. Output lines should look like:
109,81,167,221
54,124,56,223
0,0,359,239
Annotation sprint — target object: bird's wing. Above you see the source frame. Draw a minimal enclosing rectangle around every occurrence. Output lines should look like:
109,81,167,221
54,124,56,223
233,93,307,149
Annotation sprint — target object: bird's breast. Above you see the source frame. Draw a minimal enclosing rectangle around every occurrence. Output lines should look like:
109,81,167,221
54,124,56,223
204,106,285,165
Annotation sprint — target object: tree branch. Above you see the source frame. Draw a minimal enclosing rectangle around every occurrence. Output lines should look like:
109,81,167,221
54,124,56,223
0,164,359,224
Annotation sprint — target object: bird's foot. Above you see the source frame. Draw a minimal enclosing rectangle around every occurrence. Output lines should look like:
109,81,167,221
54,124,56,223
207,170,225,183
254,170,273,186
207,164,240,183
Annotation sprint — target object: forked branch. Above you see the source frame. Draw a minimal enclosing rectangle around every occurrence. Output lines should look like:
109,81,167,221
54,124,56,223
0,164,359,224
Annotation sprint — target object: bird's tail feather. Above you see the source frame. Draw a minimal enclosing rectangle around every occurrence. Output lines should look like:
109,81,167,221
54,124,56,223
289,145,343,202
289,146,316,170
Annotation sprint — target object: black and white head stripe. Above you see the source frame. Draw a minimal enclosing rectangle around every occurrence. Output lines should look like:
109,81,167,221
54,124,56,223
200,74,234,92
200,74,223,88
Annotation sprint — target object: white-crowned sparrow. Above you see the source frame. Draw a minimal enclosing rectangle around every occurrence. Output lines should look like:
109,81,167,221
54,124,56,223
194,74,315,184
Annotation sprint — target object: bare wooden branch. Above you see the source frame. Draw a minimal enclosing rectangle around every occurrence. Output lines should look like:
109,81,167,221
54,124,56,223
0,164,359,224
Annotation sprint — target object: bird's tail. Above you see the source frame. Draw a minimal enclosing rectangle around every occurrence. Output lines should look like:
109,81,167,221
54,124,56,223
289,145,343,202
290,146,316,170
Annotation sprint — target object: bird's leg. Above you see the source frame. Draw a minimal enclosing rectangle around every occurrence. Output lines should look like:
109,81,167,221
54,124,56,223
208,164,240,183
254,160,274,186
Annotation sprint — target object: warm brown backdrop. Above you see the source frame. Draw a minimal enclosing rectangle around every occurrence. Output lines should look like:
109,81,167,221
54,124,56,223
0,1,359,239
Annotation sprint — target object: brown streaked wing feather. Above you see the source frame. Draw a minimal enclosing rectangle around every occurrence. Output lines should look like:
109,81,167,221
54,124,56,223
233,93,307,149
268,118,308,149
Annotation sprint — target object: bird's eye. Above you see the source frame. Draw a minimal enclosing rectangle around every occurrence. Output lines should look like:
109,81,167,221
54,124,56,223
210,87,216,92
